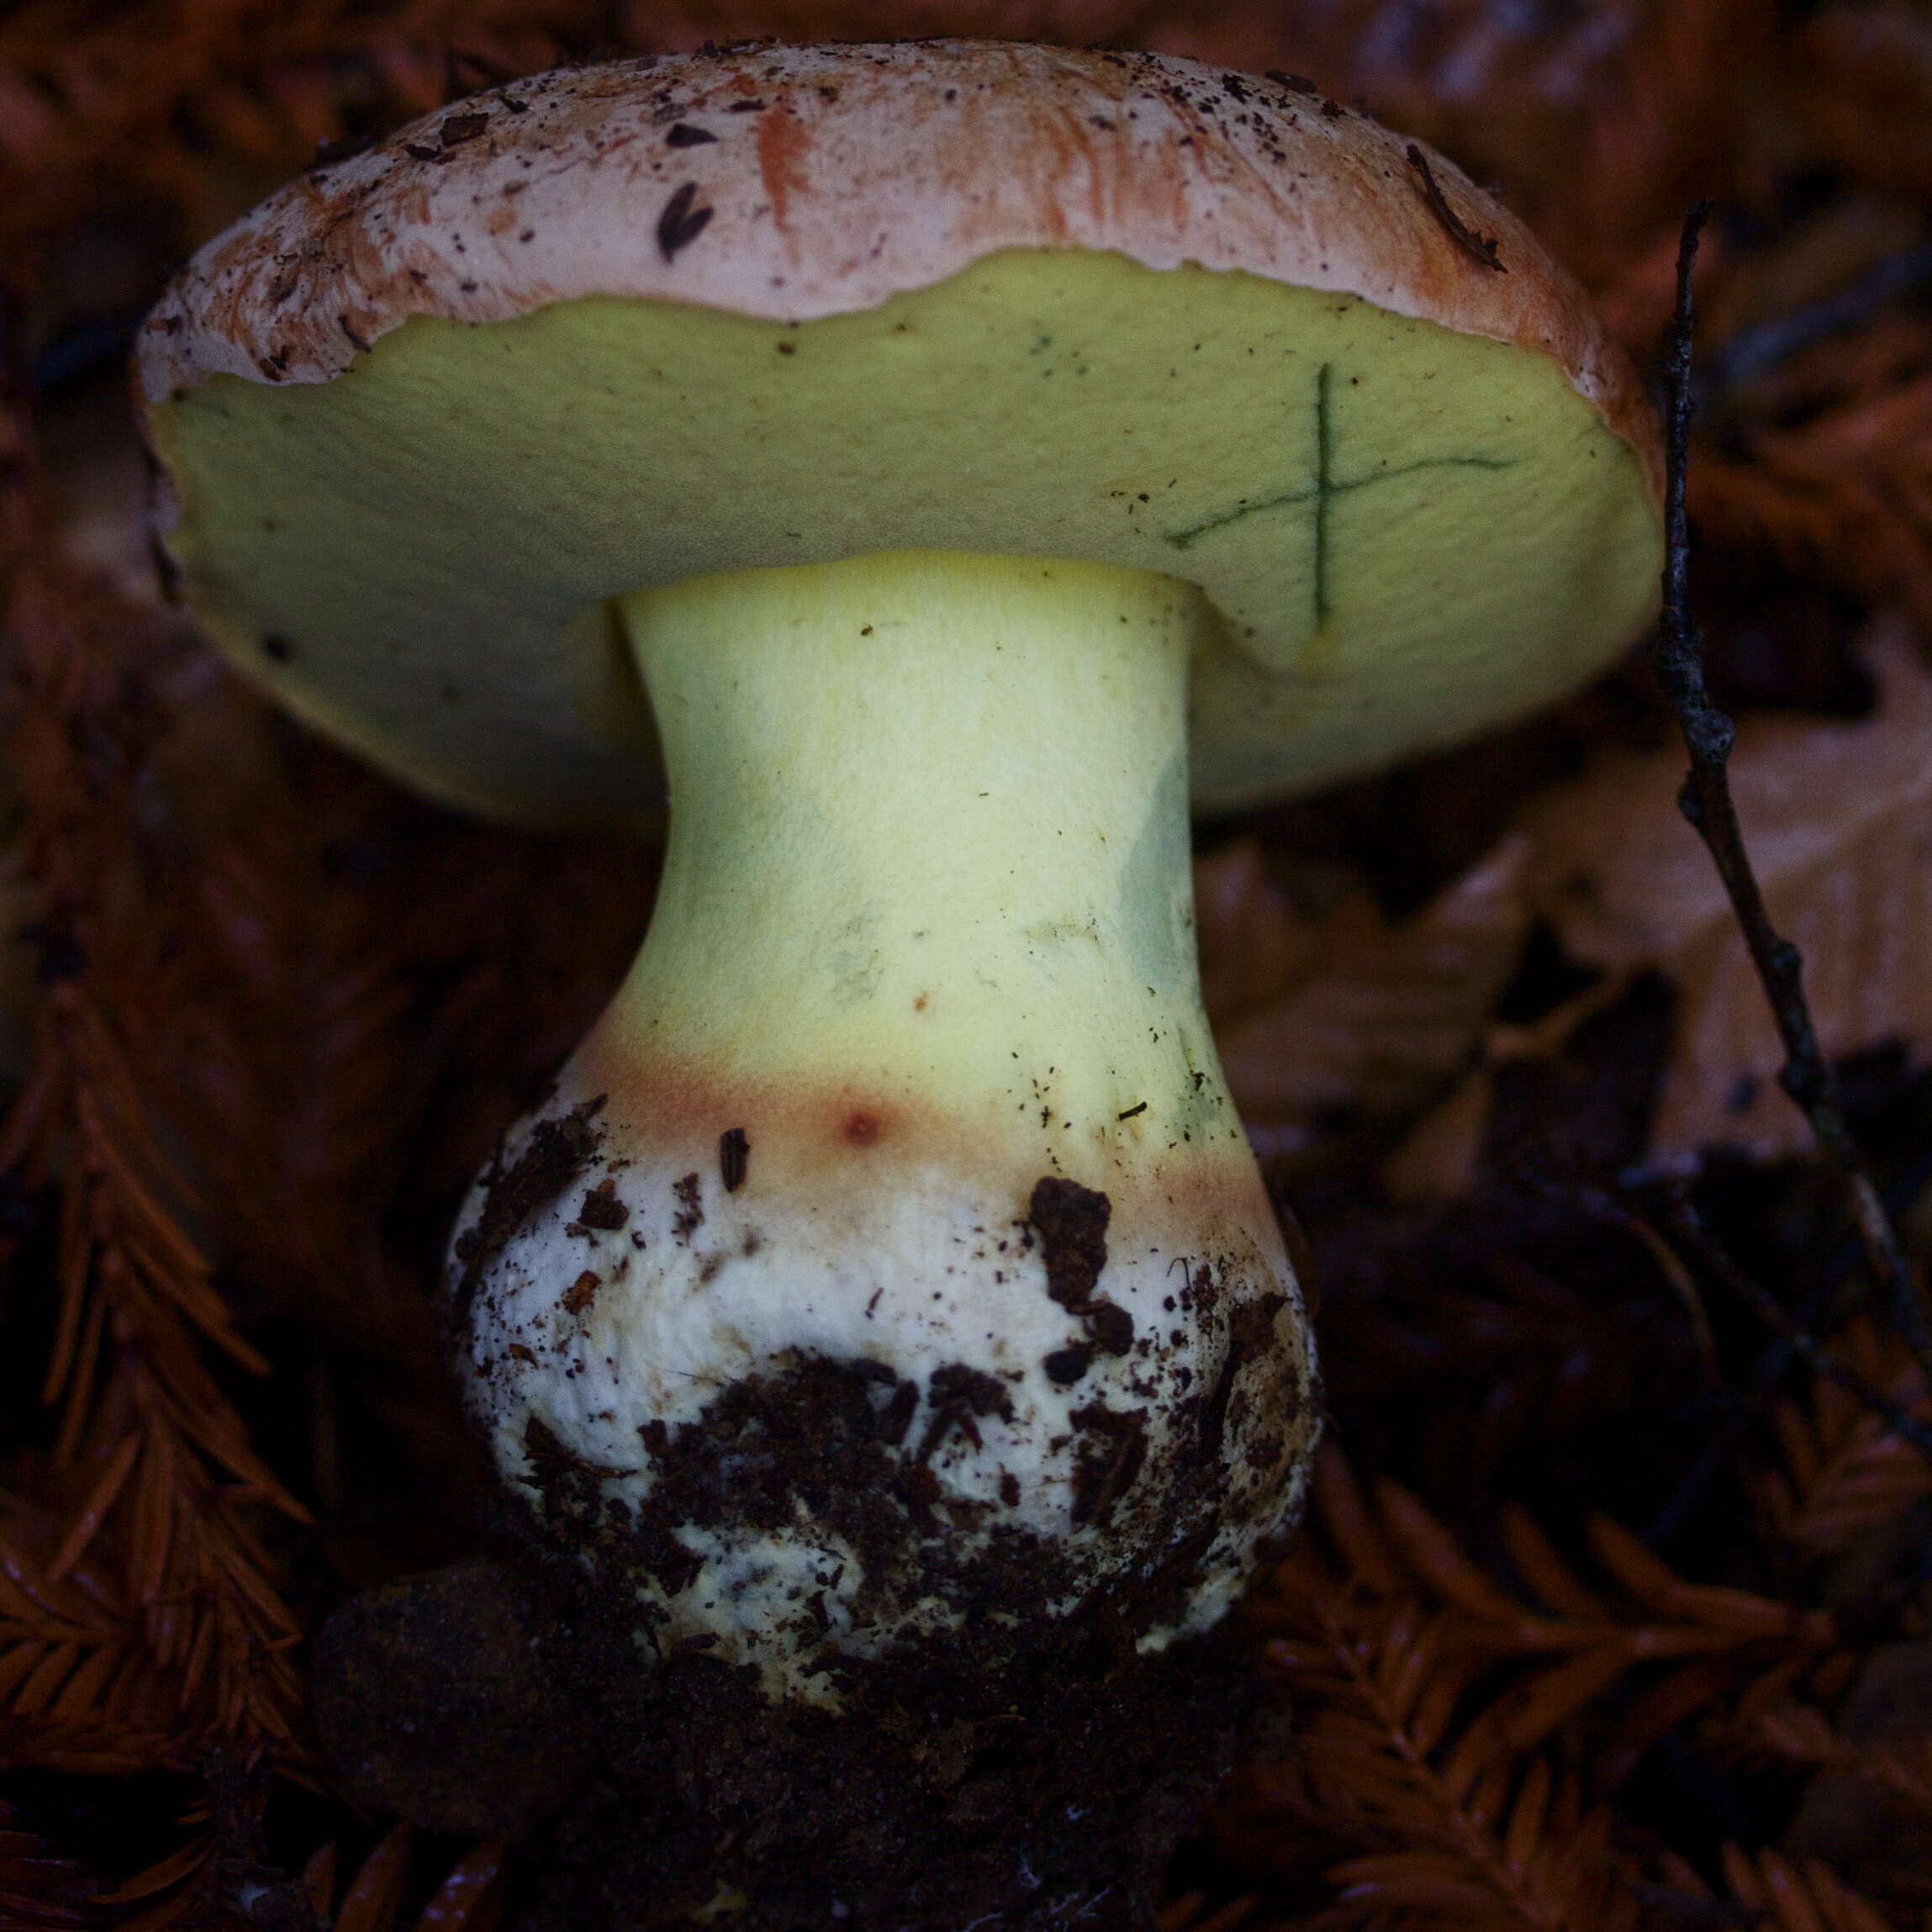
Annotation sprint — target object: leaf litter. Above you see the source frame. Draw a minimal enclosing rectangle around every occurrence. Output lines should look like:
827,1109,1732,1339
1375,620,1932,1182
7,2,1932,1929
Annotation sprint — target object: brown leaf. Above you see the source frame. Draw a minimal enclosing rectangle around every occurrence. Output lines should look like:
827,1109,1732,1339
303,1843,338,1921
1790,6,1932,202
1693,375,1932,632
1698,193,1927,367
0,1801,99,1929
1522,621,1932,1159
1201,837,1531,1165
1154,1898,1254,1932
1189,0,1776,283
90,1834,210,1905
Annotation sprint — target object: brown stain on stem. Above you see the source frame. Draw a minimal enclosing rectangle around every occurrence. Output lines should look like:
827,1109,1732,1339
562,1041,1284,1264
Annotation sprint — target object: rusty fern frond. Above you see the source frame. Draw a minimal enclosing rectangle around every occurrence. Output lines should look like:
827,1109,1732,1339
1264,1589,1634,1932
0,1497,179,1775
0,402,305,1761
1157,1895,1257,1932
1241,1448,1837,1929
1261,1449,1832,1729
276,1829,504,1932
1717,1845,1893,1932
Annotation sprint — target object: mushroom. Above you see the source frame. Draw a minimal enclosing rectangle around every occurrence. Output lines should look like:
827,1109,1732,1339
137,36,1661,1912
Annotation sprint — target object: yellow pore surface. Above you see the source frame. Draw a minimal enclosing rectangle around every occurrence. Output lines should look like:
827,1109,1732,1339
150,247,1661,829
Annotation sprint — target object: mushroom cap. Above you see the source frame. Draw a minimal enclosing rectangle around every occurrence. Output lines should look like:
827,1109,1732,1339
138,39,1664,827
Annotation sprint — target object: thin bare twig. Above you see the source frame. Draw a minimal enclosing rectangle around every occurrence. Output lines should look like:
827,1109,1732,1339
1653,203,1932,1370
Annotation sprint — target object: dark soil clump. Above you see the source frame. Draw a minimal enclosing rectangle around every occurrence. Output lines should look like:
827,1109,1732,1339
311,1558,592,1840
525,1583,1265,1931
314,1538,1267,1932
1030,1176,1111,1310
314,1549,1270,1929
1029,1175,1138,1359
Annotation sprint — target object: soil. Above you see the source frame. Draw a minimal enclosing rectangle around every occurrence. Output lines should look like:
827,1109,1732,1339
529,1590,1268,1932
314,1545,1271,1929
517,1312,1301,1697
1028,1176,1137,1359
309,1557,592,1840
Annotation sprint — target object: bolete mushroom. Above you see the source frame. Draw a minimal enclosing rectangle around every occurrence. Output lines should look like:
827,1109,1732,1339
138,37,1661,1921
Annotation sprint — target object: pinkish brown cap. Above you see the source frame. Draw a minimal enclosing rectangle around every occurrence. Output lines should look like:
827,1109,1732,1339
138,40,1665,827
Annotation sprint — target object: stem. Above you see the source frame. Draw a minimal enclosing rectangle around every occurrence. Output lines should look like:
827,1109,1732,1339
454,548,1316,1699
613,547,1245,1170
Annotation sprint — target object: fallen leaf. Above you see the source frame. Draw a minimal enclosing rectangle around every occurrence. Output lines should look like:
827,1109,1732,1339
1522,617,1932,1159
1198,835,1531,1165
1692,370,1932,633
1697,193,1926,369
1380,1060,1496,1203
1379,970,1650,1202
1792,4,1932,201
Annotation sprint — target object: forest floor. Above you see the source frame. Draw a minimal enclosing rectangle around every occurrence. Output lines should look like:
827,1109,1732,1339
7,3,1932,1929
